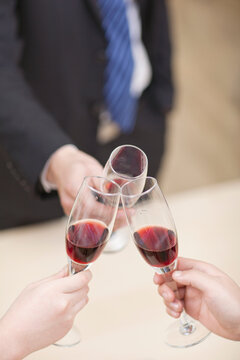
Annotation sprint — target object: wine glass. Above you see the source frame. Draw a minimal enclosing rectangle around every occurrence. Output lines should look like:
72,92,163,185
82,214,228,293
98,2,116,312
55,175,121,347
103,144,148,252
121,177,210,348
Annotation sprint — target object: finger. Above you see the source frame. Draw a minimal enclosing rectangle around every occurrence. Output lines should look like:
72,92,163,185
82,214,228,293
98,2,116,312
153,272,165,285
73,295,89,314
59,270,92,293
59,192,75,215
63,178,81,200
173,268,217,294
157,283,176,302
166,306,181,319
177,257,223,276
173,286,185,301
83,188,118,218
158,279,186,300
153,272,174,285
67,285,90,306
153,271,178,286
50,265,69,279
164,298,183,313
113,210,127,230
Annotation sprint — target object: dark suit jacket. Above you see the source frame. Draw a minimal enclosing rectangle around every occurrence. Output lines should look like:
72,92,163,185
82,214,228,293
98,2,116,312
0,0,173,229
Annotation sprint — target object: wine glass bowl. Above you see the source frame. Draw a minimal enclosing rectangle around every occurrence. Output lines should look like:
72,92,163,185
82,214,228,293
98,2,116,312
122,177,178,274
66,176,121,274
121,177,210,347
104,144,148,185
103,144,148,253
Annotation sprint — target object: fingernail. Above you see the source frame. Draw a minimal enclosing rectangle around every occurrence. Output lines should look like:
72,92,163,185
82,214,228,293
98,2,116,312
173,271,182,278
162,292,169,301
171,310,180,318
172,302,179,310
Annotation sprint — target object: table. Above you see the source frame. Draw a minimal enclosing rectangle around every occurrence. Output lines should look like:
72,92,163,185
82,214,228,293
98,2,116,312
1,180,240,359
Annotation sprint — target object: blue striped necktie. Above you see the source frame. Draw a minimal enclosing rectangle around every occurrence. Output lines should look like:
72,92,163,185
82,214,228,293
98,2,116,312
97,0,137,133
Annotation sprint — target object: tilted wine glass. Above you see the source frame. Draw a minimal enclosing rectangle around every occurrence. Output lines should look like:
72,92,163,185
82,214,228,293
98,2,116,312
103,144,148,252
55,175,121,347
121,177,210,348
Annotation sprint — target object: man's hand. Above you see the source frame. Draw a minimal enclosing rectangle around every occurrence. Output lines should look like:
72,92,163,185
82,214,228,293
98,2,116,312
46,145,103,215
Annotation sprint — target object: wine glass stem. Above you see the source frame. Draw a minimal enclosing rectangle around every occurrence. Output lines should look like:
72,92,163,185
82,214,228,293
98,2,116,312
179,310,196,335
161,267,196,336
68,257,89,274
171,278,196,335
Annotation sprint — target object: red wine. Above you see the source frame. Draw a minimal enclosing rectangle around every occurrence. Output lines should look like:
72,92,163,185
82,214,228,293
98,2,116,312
105,178,126,192
134,226,178,267
66,219,109,264
112,146,145,177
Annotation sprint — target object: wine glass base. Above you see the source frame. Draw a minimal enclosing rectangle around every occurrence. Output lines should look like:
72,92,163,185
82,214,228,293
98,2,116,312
103,227,130,253
165,319,211,348
53,325,81,347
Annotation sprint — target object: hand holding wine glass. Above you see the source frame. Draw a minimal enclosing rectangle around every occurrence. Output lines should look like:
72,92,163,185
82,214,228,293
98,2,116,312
45,145,103,215
154,257,240,341
121,177,210,348
0,267,92,359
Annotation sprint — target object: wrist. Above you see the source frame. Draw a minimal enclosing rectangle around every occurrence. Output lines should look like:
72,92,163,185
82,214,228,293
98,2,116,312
0,317,26,360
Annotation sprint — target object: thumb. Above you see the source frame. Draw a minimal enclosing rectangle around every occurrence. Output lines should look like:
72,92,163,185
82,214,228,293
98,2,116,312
173,269,216,294
37,265,69,285
49,265,69,280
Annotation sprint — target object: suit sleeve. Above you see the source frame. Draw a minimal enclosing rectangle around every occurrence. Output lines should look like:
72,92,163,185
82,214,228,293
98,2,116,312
0,1,73,192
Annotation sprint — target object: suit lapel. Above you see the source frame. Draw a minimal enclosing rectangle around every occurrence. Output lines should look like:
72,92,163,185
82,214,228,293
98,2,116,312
84,0,103,32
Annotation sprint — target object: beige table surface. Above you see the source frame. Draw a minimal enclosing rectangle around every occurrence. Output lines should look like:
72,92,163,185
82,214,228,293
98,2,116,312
0,180,240,360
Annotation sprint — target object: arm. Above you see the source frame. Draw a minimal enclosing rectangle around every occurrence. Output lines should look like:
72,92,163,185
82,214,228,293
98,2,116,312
0,267,92,359
0,2,103,213
0,1,75,190
154,257,240,341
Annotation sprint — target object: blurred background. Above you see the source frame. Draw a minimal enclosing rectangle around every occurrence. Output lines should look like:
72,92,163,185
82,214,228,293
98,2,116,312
159,0,240,194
